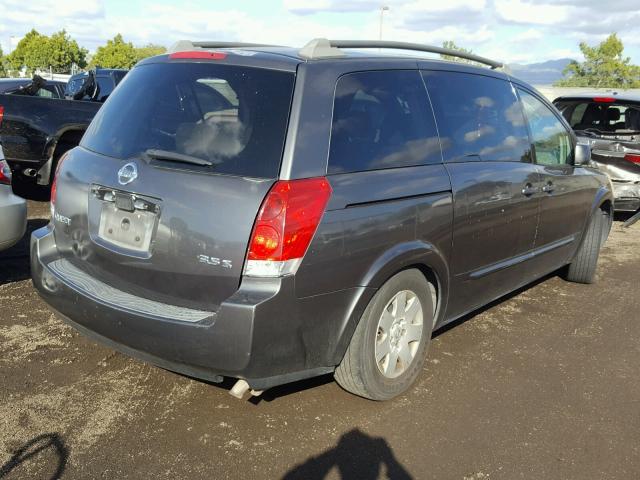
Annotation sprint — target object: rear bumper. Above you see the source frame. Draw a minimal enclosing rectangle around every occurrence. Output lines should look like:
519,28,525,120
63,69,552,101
0,187,27,251
31,225,369,390
612,182,640,212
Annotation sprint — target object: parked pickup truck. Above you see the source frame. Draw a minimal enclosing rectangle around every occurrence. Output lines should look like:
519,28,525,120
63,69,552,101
0,69,127,200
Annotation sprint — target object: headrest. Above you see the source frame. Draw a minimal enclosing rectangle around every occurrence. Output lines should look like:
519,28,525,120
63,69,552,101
606,109,621,121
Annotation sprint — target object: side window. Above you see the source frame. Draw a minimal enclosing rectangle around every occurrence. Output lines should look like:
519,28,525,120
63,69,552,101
568,103,588,126
36,87,54,98
519,90,572,166
422,71,530,163
328,70,441,174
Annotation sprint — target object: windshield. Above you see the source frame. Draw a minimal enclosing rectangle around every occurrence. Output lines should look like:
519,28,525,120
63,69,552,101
555,99,640,134
81,62,295,178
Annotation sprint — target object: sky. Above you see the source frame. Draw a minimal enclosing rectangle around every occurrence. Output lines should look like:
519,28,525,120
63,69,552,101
1,0,639,65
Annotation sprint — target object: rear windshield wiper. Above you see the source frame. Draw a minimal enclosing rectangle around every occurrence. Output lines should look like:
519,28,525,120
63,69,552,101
144,149,213,167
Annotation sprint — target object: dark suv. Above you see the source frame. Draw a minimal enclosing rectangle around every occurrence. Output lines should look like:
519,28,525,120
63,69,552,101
31,39,613,400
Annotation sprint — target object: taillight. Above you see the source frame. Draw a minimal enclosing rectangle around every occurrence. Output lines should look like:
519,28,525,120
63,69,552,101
0,105,4,127
50,153,68,215
244,177,332,277
0,160,10,185
625,153,640,164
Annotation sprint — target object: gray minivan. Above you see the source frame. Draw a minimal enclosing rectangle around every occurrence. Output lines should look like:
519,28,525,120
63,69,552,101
31,39,613,400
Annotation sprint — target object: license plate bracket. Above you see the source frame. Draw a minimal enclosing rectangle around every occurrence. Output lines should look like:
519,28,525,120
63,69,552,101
98,202,156,253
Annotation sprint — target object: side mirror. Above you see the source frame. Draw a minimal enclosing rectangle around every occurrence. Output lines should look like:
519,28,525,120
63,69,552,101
574,143,591,166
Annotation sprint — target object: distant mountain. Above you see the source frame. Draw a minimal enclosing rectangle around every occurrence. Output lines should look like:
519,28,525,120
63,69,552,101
507,58,574,86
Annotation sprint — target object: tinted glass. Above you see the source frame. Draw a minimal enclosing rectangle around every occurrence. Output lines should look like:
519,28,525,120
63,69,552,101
422,71,530,163
36,85,62,98
328,70,441,174
96,76,114,101
82,62,295,178
519,90,572,166
556,99,640,133
65,77,84,97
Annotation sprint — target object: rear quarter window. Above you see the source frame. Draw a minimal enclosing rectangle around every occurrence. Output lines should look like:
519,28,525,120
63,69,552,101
328,70,441,174
81,62,295,178
422,71,531,163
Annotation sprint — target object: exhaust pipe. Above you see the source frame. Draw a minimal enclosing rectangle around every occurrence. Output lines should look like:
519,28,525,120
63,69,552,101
229,379,264,399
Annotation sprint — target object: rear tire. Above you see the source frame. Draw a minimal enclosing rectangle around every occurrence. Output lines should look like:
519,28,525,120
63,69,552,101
335,269,434,400
565,209,608,284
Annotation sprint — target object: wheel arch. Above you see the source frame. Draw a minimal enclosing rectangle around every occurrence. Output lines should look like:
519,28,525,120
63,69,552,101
330,240,450,365
40,128,86,186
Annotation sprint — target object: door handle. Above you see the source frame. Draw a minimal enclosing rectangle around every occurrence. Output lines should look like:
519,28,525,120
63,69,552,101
521,183,538,196
542,182,555,194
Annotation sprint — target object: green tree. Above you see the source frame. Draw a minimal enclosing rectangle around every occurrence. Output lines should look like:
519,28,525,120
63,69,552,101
555,33,640,88
7,29,48,73
6,29,86,74
91,34,138,69
44,30,88,73
0,46,6,77
440,40,475,64
135,43,166,62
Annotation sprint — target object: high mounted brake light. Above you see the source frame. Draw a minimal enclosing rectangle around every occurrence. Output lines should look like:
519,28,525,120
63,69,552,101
244,177,332,277
624,153,640,164
593,97,615,103
169,51,227,60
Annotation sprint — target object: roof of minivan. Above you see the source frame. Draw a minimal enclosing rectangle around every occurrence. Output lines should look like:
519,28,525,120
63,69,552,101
139,44,513,82
554,92,640,103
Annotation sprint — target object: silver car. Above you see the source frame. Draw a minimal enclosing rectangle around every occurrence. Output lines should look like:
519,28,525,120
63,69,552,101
0,152,27,251
554,93,640,212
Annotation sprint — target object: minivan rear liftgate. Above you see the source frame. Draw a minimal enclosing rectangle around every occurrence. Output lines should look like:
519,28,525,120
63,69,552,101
46,59,296,313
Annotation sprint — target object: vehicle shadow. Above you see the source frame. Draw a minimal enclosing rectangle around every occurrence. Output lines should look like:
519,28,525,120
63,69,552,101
0,432,68,479
613,211,634,223
0,218,48,286
282,428,412,480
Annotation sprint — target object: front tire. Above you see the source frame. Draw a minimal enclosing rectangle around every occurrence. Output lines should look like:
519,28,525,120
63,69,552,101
335,269,434,400
565,209,608,284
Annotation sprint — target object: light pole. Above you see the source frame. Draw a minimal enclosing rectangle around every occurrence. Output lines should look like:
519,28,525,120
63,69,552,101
379,6,390,41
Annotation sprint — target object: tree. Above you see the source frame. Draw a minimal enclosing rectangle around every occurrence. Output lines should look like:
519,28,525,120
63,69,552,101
7,29,48,73
91,34,138,69
135,44,167,62
555,33,640,88
6,29,86,74
440,40,475,64
44,30,88,73
0,46,6,77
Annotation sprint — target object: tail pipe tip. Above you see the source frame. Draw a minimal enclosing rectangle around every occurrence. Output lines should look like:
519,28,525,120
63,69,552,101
229,379,264,399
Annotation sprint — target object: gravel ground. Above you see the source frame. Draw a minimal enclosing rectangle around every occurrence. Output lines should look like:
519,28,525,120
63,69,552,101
1,202,639,480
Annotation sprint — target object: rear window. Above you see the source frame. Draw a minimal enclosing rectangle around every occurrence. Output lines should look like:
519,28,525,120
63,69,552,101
328,70,441,174
81,62,295,178
422,71,531,163
555,100,640,133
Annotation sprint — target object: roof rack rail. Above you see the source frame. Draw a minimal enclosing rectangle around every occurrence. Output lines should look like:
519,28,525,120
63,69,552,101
169,40,279,53
299,38,503,69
